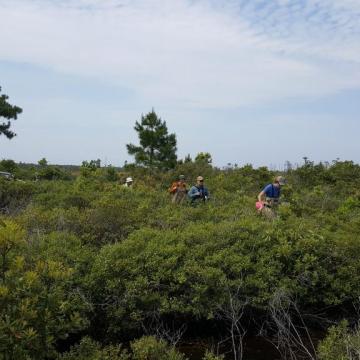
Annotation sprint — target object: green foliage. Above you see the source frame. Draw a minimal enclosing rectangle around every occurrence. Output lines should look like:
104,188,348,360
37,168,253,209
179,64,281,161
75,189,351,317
38,166,71,180
84,194,148,245
58,337,130,360
38,158,48,167
0,86,22,139
318,321,349,360
37,158,71,180
1,159,360,358
80,160,101,178
337,196,360,216
60,336,226,360
0,179,35,213
88,219,286,338
105,166,119,181
0,220,26,279
317,320,360,360
127,110,177,170
195,152,212,164
131,336,186,360
60,336,188,360
202,351,224,360
0,224,89,360
0,159,18,173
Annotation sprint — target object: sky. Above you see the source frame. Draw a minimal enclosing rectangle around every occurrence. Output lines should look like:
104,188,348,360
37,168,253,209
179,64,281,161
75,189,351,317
0,0,359,168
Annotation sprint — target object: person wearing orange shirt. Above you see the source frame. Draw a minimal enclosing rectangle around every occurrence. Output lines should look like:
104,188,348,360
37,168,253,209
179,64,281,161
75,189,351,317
168,175,188,204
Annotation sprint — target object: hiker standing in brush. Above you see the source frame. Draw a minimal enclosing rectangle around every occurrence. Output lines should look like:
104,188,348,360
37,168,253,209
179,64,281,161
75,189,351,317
123,177,134,188
168,175,188,204
188,176,209,205
258,176,286,219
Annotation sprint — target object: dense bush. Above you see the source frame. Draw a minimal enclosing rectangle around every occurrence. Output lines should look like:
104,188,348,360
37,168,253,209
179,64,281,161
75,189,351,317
59,335,224,360
58,337,130,360
0,222,89,360
317,320,360,360
0,178,35,213
1,160,360,359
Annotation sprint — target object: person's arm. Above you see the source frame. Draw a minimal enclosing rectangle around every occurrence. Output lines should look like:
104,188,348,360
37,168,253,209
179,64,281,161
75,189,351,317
187,186,195,199
258,188,267,203
188,186,200,199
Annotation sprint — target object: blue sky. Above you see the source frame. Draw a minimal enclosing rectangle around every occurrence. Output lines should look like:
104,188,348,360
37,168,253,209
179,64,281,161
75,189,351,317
0,0,359,168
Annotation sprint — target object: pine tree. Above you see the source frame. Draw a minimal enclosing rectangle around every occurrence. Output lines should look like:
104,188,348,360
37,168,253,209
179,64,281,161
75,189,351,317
126,110,177,170
0,87,22,139
195,152,212,164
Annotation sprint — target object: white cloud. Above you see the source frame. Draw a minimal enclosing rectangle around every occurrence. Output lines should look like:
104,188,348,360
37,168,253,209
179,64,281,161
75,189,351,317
0,0,359,108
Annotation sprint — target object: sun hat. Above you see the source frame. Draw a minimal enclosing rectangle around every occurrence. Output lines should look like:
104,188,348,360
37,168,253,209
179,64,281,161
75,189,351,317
126,177,133,183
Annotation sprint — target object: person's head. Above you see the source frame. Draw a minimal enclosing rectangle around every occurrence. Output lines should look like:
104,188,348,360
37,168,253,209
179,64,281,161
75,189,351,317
179,174,186,183
196,175,204,186
273,176,285,187
126,177,133,186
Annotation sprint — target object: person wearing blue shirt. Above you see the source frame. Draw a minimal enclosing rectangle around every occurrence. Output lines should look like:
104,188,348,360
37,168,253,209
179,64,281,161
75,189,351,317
258,176,286,218
188,176,209,205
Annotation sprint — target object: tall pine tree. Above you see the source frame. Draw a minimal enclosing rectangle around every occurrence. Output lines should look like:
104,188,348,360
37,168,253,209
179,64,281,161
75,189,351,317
127,110,177,170
0,87,22,139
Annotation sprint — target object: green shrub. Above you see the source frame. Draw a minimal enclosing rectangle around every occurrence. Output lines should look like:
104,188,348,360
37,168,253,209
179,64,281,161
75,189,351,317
58,337,130,360
0,178,35,212
202,351,225,360
0,223,89,360
1,160,360,357
131,336,186,360
317,320,360,360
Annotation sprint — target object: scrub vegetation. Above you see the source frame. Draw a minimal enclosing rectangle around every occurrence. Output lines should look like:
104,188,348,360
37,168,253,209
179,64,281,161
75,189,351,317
1,157,360,360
